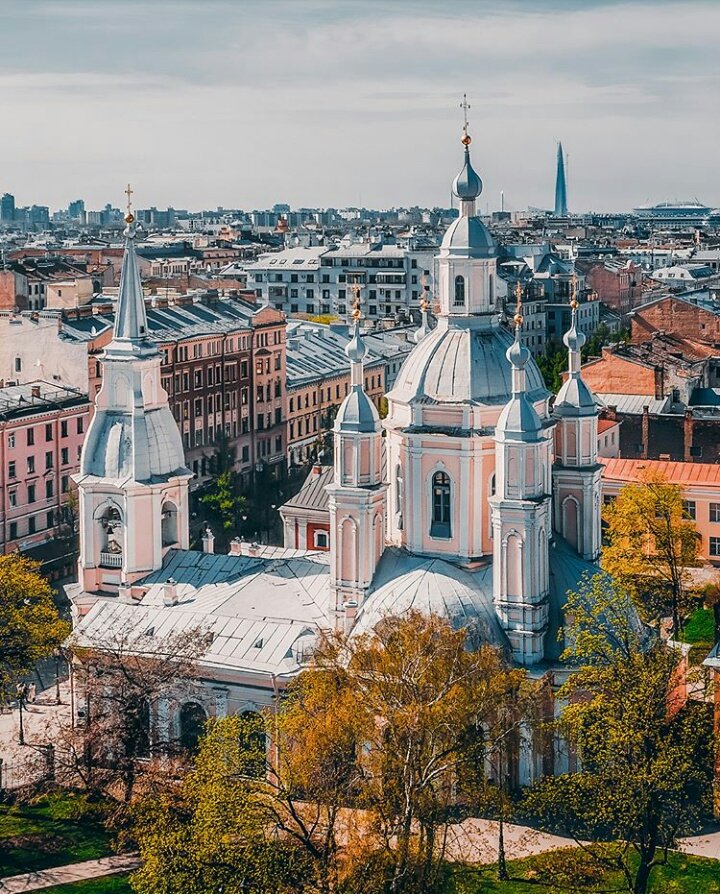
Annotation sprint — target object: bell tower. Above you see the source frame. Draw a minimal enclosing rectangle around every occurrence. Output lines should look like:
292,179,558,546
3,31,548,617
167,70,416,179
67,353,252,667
326,289,387,624
489,286,553,666
552,276,602,561
74,188,192,598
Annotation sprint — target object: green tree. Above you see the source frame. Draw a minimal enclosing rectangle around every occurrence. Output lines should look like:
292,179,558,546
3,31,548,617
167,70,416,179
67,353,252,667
131,714,310,894
200,470,247,535
526,574,712,894
129,613,525,894
602,469,700,635
536,344,567,393
0,553,70,703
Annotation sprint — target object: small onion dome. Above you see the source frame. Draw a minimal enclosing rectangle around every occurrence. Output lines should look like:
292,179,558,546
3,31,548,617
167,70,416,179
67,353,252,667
345,322,367,363
506,332,530,369
563,311,586,353
452,138,483,201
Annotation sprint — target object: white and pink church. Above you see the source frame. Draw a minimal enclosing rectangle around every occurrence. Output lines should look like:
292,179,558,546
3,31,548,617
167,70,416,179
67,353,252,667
70,129,603,782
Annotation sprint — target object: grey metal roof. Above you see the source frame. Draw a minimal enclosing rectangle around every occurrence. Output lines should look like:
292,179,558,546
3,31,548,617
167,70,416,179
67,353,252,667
440,215,496,259
595,392,672,415
286,326,385,388
73,546,331,677
60,297,256,345
282,466,333,511
389,317,548,407
353,548,507,645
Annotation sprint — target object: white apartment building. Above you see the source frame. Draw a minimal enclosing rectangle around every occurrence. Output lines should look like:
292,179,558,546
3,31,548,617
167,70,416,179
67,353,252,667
247,238,436,323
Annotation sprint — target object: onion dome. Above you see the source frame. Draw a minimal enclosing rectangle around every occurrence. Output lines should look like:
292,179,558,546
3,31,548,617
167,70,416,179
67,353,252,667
452,133,483,201
345,321,368,363
555,293,596,414
496,305,543,439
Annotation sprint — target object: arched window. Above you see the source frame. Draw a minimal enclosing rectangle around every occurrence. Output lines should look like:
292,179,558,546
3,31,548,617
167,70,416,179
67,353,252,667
454,275,466,306
431,471,452,538
161,502,178,547
99,506,123,566
179,702,207,753
127,696,150,758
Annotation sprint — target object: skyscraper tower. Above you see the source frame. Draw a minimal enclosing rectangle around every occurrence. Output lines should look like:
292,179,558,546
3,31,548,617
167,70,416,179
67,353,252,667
554,142,568,217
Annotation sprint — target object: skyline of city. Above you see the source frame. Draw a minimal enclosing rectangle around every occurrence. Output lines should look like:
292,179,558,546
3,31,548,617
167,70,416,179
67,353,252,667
0,0,718,213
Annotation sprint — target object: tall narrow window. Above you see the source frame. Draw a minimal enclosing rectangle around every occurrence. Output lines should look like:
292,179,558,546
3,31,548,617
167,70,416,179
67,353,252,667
454,275,465,306
431,471,452,538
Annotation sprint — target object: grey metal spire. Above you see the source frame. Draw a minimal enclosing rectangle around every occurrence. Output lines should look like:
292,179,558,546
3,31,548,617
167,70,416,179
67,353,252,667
497,283,542,438
112,185,150,347
555,272,595,413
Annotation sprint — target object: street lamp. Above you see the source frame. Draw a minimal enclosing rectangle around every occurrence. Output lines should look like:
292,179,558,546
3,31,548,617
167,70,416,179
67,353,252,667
16,682,28,746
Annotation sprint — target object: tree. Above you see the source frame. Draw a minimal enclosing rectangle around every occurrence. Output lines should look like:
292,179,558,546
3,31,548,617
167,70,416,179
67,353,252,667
129,612,526,894
64,622,212,804
536,344,567,393
526,574,712,894
602,469,700,634
131,714,310,894
0,554,70,704
200,470,247,536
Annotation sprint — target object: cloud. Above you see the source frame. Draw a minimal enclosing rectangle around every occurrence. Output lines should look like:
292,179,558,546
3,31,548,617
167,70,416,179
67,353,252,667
0,0,717,212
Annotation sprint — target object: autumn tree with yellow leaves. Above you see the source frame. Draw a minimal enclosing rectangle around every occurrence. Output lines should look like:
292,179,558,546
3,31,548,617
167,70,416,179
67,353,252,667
0,553,69,703
602,469,699,634
131,611,529,894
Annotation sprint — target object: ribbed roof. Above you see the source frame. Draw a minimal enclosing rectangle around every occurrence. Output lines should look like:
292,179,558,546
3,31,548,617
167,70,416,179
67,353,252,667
389,319,547,407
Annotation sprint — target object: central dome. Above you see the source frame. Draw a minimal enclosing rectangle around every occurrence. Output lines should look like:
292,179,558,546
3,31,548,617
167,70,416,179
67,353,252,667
389,317,548,407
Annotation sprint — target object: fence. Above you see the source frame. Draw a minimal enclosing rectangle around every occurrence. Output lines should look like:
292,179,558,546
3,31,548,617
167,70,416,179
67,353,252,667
0,746,55,793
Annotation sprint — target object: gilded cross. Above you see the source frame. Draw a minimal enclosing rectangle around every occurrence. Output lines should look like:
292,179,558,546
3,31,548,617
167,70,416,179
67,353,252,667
514,280,524,327
460,93,471,131
124,183,134,215
570,271,578,310
350,278,362,322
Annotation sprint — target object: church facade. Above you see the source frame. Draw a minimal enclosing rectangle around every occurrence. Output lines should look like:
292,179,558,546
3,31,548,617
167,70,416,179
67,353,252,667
69,128,603,783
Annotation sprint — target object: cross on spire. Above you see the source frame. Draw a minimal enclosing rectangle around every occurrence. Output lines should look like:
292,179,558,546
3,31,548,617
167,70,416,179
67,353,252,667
570,271,578,310
460,93,471,130
514,280,524,327
350,278,362,322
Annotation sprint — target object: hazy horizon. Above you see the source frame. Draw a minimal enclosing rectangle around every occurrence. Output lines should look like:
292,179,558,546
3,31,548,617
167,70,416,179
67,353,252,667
0,0,717,215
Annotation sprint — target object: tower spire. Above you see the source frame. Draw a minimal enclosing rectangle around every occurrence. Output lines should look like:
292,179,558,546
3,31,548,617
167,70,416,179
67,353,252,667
452,94,482,216
564,270,585,379
554,142,568,217
110,185,151,351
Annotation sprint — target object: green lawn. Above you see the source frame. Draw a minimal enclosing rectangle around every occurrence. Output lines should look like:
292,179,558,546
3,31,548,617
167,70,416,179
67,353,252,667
39,877,132,894
681,607,715,646
0,792,114,877
452,849,720,893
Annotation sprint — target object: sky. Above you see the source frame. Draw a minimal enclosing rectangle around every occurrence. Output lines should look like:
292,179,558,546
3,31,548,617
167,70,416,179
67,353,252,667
0,0,717,214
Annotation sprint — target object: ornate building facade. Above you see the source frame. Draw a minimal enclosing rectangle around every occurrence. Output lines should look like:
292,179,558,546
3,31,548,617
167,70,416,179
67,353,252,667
70,127,603,781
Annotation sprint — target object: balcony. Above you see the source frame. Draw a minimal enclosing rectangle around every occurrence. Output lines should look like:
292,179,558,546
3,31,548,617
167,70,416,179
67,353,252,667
99,551,122,568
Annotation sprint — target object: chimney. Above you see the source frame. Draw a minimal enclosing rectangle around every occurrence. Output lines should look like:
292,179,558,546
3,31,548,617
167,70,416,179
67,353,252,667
118,584,133,604
163,577,179,606
311,462,322,476
248,541,260,557
641,406,650,459
202,527,215,554
684,409,694,462
31,385,41,399
229,537,243,556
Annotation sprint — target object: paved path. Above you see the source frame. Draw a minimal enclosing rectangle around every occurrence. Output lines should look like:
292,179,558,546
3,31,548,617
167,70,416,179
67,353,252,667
0,854,139,892
678,829,720,859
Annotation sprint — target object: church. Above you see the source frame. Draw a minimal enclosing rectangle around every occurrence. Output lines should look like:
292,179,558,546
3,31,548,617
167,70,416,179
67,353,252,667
69,124,603,784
